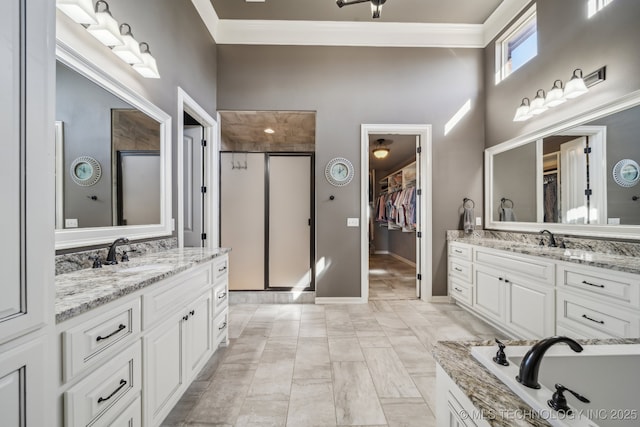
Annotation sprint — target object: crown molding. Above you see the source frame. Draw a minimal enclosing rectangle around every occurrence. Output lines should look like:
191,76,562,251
191,0,526,48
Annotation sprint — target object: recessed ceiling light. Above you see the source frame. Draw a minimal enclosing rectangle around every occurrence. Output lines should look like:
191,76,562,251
264,128,275,134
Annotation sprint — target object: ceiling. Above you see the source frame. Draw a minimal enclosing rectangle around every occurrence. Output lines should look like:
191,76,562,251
210,0,504,24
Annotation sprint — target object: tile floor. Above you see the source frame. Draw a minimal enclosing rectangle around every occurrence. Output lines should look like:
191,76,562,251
368,255,418,300
162,256,504,427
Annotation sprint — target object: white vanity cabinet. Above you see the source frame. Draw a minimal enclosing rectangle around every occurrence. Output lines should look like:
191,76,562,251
56,253,230,427
448,242,555,339
0,0,55,425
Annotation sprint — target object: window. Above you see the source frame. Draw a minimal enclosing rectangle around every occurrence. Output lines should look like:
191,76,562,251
495,4,537,84
588,0,615,18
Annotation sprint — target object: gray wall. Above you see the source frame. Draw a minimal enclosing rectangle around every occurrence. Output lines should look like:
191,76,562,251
389,232,417,263
56,62,131,228
217,45,485,297
492,142,537,223
485,0,640,147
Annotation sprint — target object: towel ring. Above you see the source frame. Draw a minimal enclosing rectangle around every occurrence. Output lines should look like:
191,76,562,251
463,198,475,209
501,198,514,209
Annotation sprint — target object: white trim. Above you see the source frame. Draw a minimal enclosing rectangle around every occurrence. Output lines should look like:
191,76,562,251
374,250,390,255
55,42,173,250
177,87,219,249
485,89,640,240
216,20,484,48
482,0,532,45
55,122,65,230
191,0,526,48
361,124,432,303
314,297,366,305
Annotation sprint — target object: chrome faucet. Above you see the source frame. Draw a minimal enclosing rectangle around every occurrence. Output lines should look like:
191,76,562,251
105,237,129,265
539,229,557,247
516,336,583,389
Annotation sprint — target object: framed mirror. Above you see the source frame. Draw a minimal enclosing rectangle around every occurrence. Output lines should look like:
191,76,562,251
485,89,640,239
55,42,172,249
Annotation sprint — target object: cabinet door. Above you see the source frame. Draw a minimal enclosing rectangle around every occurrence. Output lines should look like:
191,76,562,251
473,265,504,322
143,314,185,426
505,279,554,339
185,291,213,380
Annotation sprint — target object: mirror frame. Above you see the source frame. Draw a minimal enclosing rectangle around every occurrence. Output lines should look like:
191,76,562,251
55,41,173,249
485,89,640,240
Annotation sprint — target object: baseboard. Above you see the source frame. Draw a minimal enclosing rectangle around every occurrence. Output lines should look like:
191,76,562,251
374,250,389,255
388,252,417,267
314,297,367,304
429,296,453,304
229,291,316,304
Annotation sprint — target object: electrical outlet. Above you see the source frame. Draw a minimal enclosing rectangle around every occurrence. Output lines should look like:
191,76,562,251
65,218,78,228
171,218,176,231
608,218,620,225
347,218,359,227
475,217,482,226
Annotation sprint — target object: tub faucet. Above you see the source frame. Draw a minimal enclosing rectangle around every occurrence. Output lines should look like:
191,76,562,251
105,237,129,265
517,336,583,389
539,229,557,247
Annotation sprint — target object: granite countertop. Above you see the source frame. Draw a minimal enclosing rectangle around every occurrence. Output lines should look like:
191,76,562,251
448,237,640,275
433,338,640,427
55,247,231,323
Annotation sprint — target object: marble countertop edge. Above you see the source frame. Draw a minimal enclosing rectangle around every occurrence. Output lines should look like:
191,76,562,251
55,247,231,323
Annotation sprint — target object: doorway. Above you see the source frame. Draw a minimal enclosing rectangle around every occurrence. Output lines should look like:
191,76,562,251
360,124,432,302
177,88,219,249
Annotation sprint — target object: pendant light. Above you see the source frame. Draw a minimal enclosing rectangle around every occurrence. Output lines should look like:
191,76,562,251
513,98,532,122
56,0,97,24
563,68,589,99
112,24,143,64
87,1,124,47
544,80,567,107
528,89,548,115
133,42,161,79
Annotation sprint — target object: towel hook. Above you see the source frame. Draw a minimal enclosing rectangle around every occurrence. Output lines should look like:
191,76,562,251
501,198,514,209
463,198,475,209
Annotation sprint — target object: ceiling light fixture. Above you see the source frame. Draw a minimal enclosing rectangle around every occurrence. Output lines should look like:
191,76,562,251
336,0,387,19
372,138,391,159
264,128,275,134
86,1,124,47
56,0,98,24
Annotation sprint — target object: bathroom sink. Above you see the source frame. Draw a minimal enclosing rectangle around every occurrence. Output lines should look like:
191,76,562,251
119,263,174,273
472,343,640,427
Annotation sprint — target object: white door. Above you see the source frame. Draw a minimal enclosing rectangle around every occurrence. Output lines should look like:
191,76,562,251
268,155,312,289
560,137,587,224
220,153,266,290
183,126,205,247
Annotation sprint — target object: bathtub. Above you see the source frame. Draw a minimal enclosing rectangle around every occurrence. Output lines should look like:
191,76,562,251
471,343,640,427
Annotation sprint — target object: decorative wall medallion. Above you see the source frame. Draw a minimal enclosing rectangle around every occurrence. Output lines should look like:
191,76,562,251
70,156,102,186
325,157,354,187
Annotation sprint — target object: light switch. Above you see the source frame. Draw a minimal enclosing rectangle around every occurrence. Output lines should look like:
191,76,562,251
608,218,620,225
475,217,482,226
347,218,359,227
65,218,78,228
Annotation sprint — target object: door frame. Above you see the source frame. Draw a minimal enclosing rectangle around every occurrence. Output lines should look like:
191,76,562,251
177,87,219,249
360,124,433,302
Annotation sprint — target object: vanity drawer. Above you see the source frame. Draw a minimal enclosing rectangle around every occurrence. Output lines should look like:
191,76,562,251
449,259,472,283
449,277,472,306
102,395,141,427
214,309,229,346
214,255,229,280
558,264,640,309
449,243,472,261
556,291,640,338
65,341,141,427
142,263,213,328
474,248,554,285
62,298,141,381
213,281,228,314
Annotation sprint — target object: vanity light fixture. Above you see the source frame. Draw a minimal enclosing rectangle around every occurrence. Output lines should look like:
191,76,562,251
528,89,548,115
86,1,124,47
111,24,143,64
513,98,533,122
56,0,97,24
563,68,589,99
544,80,567,107
132,42,161,79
